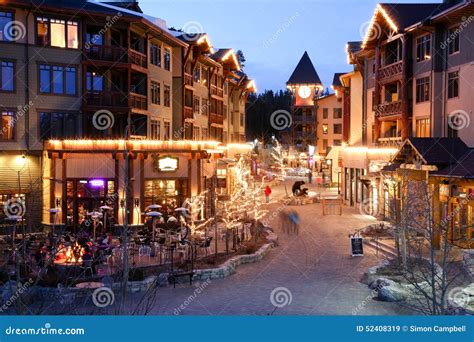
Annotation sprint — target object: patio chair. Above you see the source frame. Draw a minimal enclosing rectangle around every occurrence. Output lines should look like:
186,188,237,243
138,245,152,261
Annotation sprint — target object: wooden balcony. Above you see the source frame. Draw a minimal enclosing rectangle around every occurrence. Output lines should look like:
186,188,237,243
184,106,194,120
184,73,193,87
374,100,403,118
84,45,147,69
84,91,128,108
130,93,147,111
84,45,128,63
209,112,224,125
379,60,402,84
210,85,224,97
378,136,403,147
129,49,147,69
293,115,315,124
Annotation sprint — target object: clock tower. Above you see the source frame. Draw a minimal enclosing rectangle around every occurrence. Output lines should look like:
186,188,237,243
286,51,323,151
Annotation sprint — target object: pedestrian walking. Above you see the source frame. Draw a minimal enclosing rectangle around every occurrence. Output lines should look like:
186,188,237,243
308,171,313,184
288,210,300,235
264,185,272,203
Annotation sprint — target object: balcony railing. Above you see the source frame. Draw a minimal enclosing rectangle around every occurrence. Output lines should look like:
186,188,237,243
84,45,147,69
374,100,403,118
130,92,147,111
184,106,193,120
293,115,315,123
84,45,128,63
184,73,193,86
210,112,224,125
129,49,147,68
210,85,224,97
84,91,128,107
378,136,403,147
379,60,403,83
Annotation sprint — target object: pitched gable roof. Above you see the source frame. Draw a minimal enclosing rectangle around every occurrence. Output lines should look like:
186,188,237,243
332,73,345,88
433,149,474,179
286,51,322,86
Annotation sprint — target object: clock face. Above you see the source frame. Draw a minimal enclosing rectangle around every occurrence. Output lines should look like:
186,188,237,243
298,86,311,99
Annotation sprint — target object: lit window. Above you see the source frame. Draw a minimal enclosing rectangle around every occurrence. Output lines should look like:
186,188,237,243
416,35,431,62
194,65,201,83
1,111,14,140
0,61,14,91
322,124,328,134
163,121,171,140
416,118,430,138
0,12,13,42
36,17,78,49
50,19,65,48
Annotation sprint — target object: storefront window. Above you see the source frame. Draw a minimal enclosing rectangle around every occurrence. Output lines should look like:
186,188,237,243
66,179,117,230
144,179,188,212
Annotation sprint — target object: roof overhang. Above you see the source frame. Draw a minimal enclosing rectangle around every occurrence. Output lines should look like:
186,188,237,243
361,4,399,50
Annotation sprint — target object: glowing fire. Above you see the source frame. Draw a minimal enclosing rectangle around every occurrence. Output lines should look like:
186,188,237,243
64,242,84,263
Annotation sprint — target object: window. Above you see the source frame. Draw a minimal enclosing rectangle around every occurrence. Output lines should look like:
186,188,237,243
193,127,200,141
448,71,459,99
333,124,342,134
240,113,244,127
193,65,201,83
39,64,77,95
415,77,430,103
322,108,328,119
416,35,431,62
0,61,14,92
333,108,342,119
36,17,78,48
201,68,208,85
150,119,160,139
333,140,342,146
163,121,170,140
322,139,328,151
164,48,171,71
150,44,161,67
0,12,13,41
151,81,160,105
193,96,200,114
1,111,14,140
164,85,170,107
202,128,208,140
39,112,82,139
415,118,430,138
448,27,460,55
322,124,328,134
86,72,103,92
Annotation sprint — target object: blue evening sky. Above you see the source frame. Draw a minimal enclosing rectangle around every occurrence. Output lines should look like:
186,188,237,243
139,0,442,92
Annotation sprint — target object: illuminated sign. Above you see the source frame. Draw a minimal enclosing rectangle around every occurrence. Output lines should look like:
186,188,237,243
157,156,179,172
89,179,105,187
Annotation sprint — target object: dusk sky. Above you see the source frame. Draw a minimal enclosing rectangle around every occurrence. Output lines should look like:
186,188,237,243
140,0,440,93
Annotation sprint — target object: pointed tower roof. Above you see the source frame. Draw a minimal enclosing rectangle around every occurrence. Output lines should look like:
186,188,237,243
286,51,322,86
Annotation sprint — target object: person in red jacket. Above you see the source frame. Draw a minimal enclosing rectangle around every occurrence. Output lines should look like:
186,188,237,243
264,185,272,203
